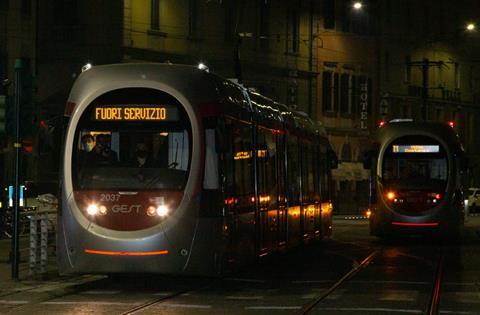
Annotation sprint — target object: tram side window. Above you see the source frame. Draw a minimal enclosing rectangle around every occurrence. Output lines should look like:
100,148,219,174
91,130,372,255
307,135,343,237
287,136,301,206
276,133,286,204
257,128,278,209
312,144,321,202
232,122,254,212
319,144,329,200
223,122,235,199
203,129,219,189
301,140,315,203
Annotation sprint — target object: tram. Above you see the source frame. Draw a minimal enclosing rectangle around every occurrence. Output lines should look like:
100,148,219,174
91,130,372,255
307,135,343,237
57,63,337,275
364,119,467,238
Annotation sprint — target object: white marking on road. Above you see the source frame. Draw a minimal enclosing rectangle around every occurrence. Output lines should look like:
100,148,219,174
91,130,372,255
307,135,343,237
41,301,137,306
440,311,476,315
325,289,347,300
313,307,422,313
443,282,476,286
162,303,212,309
292,280,332,284
225,296,264,300
350,280,429,286
152,292,175,296
224,278,266,283
83,290,120,295
0,300,29,304
245,306,302,310
445,291,480,304
379,290,418,302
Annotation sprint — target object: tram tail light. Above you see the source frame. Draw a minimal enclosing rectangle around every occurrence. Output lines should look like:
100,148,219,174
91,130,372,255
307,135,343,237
365,209,372,219
147,206,157,217
386,191,396,200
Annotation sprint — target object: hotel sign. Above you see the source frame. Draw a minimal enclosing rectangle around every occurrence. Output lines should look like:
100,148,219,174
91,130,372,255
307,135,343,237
360,81,368,129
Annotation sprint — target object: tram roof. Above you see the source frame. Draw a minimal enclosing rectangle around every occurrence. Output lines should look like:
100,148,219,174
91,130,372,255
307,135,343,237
375,120,463,151
67,62,325,138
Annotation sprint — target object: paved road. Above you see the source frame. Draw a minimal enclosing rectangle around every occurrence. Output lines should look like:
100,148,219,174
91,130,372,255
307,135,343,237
0,216,478,314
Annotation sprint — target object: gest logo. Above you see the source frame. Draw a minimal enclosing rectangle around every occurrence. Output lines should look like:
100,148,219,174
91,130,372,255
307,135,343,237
111,204,142,214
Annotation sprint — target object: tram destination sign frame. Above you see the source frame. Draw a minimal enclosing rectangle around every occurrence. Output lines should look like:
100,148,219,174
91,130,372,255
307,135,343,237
392,145,440,153
93,105,179,122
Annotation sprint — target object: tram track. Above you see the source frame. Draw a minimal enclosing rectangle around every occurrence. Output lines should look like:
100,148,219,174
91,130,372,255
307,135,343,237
298,250,378,314
297,239,448,315
425,249,445,315
119,281,212,315
0,274,211,314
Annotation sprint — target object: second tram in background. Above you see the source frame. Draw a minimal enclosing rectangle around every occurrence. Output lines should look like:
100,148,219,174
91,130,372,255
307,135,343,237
364,119,467,238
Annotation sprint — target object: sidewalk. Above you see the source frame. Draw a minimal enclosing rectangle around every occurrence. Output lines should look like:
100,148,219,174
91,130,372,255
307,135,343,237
0,237,58,293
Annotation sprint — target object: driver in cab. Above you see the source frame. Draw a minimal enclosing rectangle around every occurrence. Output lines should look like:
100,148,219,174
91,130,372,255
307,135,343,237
88,134,118,165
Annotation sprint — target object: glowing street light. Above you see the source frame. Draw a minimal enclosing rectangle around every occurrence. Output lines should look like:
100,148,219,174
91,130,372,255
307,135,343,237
198,62,209,72
353,2,363,10
466,23,476,31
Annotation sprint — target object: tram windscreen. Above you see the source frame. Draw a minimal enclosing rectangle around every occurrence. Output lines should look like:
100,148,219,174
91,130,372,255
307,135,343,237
72,88,191,191
382,136,447,191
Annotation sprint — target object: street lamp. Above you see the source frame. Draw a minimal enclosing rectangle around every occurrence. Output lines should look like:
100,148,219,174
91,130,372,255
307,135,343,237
353,2,363,10
466,23,476,32
198,62,209,72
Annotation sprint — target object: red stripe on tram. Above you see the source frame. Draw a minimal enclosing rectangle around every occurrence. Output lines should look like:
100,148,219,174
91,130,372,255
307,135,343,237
391,222,439,227
84,249,169,256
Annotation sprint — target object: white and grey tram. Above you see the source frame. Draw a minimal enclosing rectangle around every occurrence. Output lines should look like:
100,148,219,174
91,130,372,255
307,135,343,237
58,63,337,275
364,120,467,238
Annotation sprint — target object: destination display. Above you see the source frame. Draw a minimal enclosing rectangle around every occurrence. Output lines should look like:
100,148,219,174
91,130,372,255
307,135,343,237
93,105,179,121
392,145,440,153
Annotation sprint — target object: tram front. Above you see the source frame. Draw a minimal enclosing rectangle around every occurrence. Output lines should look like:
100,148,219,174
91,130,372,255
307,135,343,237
58,83,201,274
370,126,464,237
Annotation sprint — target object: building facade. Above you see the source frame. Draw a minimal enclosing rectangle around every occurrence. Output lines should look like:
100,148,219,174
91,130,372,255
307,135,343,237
376,0,480,186
0,0,123,191
123,0,379,213
2,0,480,212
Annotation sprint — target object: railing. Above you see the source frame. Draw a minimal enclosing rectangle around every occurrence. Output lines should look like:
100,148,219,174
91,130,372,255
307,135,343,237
28,211,56,276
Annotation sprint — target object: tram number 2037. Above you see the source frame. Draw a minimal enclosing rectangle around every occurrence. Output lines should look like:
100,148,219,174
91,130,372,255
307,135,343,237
100,194,121,202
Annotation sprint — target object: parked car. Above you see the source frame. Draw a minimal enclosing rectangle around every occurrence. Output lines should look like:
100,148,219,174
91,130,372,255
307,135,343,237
466,188,480,213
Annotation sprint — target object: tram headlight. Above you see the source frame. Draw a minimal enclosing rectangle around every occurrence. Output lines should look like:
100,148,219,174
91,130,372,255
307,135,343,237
87,204,99,215
156,205,169,217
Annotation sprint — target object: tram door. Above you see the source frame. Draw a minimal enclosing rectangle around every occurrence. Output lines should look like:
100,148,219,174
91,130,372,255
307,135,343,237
276,133,288,247
319,143,332,237
223,119,256,266
257,128,280,255
300,139,316,239
286,135,302,245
